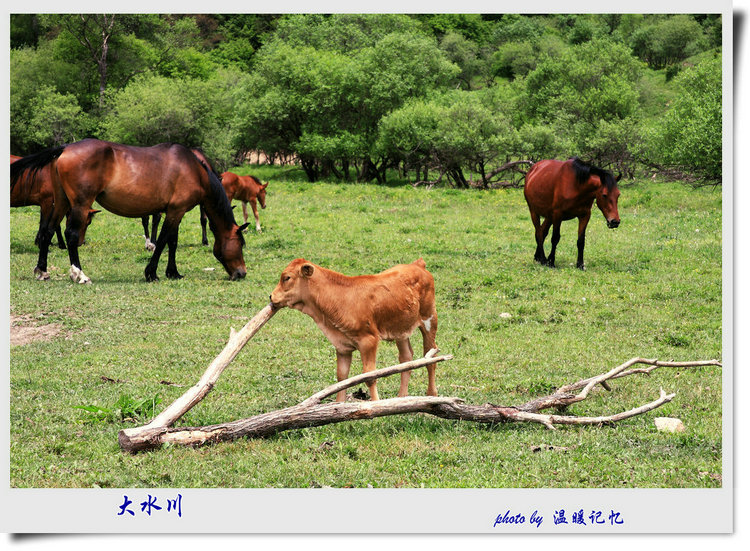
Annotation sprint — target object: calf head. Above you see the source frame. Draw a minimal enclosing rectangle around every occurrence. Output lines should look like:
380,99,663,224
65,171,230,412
270,258,314,310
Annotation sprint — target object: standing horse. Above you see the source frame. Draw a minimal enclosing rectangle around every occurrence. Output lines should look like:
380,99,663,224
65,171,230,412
11,154,99,251
200,171,268,245
10,139,248,283
524,157,620,270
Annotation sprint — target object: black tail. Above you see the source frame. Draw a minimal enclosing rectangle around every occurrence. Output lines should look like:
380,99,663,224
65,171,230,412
11,145,66,192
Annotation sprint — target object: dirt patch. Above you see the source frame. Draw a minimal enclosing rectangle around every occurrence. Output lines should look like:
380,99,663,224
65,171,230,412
10,314,63,346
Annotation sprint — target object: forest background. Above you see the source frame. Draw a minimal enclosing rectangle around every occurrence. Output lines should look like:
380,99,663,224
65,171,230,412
9,13,723,186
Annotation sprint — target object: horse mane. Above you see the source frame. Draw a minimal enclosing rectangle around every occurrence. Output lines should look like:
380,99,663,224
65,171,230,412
197,155,245,245
570,157,617,191
10,145,66,192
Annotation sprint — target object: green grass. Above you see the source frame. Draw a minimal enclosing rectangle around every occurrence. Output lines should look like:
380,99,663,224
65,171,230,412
9,174,723,488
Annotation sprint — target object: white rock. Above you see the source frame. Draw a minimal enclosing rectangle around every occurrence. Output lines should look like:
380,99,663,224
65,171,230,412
654,417,685,433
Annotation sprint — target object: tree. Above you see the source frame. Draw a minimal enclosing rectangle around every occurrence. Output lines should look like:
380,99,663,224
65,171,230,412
100,70,242,166
26,86,91,147
520,38,644,168
232,15,458,183
646,55,722,182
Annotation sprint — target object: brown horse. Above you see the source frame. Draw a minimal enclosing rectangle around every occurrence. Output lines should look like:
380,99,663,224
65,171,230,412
141,148,215,251
200,171,268,245
524,157,620,270
10,139,248,283
11,154,99,251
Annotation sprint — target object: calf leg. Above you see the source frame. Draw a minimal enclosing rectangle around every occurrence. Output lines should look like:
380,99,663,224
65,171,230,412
419,308,439,396
396,338,414,397
335,351,353,402
359,339,380,401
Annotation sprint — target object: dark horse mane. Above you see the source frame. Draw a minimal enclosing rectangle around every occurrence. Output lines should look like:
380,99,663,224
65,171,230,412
194,150,245,245
570,157,617,191
10,144,66,192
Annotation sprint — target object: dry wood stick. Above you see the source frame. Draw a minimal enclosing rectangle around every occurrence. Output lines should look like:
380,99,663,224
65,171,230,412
118,353,719,453
119,303,276,440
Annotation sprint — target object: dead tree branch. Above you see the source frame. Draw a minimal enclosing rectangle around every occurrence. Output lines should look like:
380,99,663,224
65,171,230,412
117,305,721,453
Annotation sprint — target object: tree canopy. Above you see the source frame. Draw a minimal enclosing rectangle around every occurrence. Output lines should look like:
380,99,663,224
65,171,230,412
11,13,723,184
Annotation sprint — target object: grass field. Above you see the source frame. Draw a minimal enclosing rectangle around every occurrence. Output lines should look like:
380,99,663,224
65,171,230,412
8,168,723,488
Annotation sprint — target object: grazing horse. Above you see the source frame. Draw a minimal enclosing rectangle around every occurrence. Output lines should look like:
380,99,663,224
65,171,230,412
11,154,99,250
143,148,218,251
200,171,268,245
10,139,248,283
524,157,620,270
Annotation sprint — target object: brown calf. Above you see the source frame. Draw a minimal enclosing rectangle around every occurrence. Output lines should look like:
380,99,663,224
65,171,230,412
269,258,438,401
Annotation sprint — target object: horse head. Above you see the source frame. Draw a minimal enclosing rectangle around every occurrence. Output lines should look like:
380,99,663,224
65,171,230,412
595,173,621,229
213,222,248,280
258,182,269,209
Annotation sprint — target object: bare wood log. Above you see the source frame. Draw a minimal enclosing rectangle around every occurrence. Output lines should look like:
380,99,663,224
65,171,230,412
118,351,720,453
119,304,276,443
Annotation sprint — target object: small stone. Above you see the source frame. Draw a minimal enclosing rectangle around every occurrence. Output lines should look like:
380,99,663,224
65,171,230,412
654,417,685,433
499,312,512,318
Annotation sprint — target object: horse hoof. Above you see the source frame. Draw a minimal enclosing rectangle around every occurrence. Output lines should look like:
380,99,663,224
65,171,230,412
33,267,50,281
166,272,184,280
69,265,92,284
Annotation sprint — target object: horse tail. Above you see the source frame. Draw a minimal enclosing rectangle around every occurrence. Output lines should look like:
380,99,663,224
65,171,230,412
11,145,67,192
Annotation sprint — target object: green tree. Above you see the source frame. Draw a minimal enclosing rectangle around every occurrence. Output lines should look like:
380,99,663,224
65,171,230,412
646,55,722,182
100,70,241,166
520,38,644,168
26,85,91,147
232,15,458,182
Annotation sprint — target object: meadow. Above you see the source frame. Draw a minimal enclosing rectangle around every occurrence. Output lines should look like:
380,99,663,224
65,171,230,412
8,167,723,488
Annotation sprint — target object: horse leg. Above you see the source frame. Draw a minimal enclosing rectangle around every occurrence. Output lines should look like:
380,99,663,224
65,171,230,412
529,211,548,264
165,223,184,280
142,216,155,251
576,212,591,270
547,218,562,268
145,215,180,282
55,224,66,249
250,200,261,232
64,206,93,284
151,214,161,248
242,201,250,225
34,213,65,281
200,205,209,246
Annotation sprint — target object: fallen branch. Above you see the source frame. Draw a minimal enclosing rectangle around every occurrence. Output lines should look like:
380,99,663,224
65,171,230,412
118,324,721,453
119,304,275,439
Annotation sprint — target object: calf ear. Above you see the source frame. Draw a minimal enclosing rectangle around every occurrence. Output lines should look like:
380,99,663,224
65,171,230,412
301,264,314,278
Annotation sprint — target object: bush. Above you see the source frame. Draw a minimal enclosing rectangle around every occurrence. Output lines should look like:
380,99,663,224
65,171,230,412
645,55,722,182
